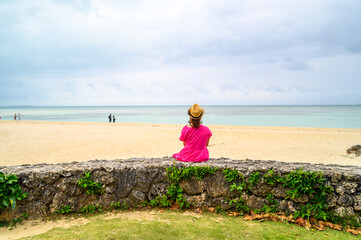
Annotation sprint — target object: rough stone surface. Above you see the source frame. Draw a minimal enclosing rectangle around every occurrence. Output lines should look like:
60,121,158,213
179,177,204,195
293,194,309,203
347,145,361,157
335,185,345,195
343,182,358,195
337,194,354,207
131,190,146,202
243,193,267,209
334,206,356,217
204,172,230,197
331,172,342,183
271,186,289,199
354,195,361,211
251,181,272,197
149,183,169,197
1,157,361,220
327,193,338,208
279,200,297,214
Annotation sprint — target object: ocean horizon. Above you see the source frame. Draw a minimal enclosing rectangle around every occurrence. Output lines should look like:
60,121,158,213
0,105,360,129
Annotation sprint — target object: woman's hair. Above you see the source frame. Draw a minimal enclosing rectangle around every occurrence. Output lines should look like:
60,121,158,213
189,118,201,129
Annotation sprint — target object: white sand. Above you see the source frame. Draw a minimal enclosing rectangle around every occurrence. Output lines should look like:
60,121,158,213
1,120,360,166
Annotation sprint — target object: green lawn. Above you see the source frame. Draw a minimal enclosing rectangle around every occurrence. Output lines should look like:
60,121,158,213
21,210,358,240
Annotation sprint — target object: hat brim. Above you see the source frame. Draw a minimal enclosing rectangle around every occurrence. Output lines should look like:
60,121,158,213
188,109,204,119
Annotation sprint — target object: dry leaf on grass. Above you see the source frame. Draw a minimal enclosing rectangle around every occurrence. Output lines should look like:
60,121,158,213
286,215,294,222
194,208,203,214
228,211,240,217
170,203,180,210
295,218,311,230
310,218,317,224
208,207,215,213
346,228,359,235
238,211,355,235
323,222,343,231
270,215,280,222
312,224,324,231
249,211,263,220
243,214,253,221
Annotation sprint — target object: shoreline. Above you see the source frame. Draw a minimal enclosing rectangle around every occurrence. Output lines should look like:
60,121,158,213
1,120,360,167
1,119,358,130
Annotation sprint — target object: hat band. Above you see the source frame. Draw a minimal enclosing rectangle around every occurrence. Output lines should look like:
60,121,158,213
188,110,203,119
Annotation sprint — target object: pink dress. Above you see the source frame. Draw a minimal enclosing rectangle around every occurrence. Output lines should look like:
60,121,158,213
173,125,212,162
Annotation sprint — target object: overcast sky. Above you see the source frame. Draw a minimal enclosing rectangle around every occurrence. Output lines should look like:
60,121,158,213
1,0,360,106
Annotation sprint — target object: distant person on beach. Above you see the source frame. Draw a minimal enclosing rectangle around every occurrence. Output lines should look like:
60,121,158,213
14,114,17,121
18,113,21,120
108,114,112,122
173,103,212,162
113,115,116,123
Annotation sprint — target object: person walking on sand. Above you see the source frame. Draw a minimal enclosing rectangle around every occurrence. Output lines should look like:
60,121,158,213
112,115,116,123
14,113,17,121
108,114,112,123
18,113,21,120
173,103,212,162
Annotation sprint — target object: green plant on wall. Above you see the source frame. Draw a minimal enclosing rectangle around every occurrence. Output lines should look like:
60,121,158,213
0,171,28,212
80,204,103,214
248,172,260,188
229,197,250,214
223,169,260,196
166,165,218,209
56,205,73,214
149,195,171,208
223,168,252,214
262,193,279,213
166,165,218,183
110,201,129,210
262,168,334,221
264,170,281,186
224,167,336,223
223,168,241,183
77,172,104,195
281,168,322,198
167,183,189,209
279,168,333,221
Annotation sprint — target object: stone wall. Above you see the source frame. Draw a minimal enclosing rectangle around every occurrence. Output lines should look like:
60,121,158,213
1,157,361,220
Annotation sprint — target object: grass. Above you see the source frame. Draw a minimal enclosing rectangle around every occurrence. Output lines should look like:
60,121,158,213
20,210,357,240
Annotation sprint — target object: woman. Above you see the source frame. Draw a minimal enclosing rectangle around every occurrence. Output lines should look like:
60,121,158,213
173,103,212,162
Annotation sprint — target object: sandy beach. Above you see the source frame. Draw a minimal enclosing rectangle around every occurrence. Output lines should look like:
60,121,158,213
0,120,360,167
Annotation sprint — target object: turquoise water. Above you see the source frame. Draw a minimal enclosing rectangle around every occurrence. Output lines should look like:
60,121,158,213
0,105,360,129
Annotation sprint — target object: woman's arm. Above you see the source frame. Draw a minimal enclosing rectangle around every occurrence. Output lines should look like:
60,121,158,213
207,138,210,147
183,141,185,146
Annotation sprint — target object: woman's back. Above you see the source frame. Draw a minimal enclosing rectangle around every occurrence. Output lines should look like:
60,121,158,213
182,125,211,150
173,104,212,162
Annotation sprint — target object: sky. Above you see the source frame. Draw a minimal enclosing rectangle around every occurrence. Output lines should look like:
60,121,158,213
0,0,361,106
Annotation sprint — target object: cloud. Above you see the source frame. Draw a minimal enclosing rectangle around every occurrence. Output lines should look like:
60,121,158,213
281,56,311,71
0,0,360,105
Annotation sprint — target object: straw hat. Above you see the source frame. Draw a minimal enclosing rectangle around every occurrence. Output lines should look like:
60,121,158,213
188,103,204,119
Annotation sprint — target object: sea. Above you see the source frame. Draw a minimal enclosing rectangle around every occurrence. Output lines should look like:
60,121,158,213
0,105,360,129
